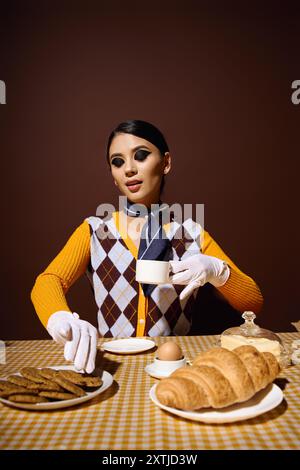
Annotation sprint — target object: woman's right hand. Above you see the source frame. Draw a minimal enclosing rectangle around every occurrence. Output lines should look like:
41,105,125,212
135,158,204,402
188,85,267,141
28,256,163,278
46,311,98,373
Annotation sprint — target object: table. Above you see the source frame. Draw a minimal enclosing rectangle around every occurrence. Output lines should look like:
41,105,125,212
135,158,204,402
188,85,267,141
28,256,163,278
0,333,299,450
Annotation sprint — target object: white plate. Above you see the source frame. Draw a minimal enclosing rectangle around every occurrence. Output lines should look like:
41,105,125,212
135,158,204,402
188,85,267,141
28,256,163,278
150,383,283,423
0,366,113,411
102,338,156,354
145,363,175,379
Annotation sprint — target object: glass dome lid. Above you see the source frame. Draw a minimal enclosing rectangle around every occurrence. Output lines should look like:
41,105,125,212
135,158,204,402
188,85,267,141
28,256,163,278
220,311,290,367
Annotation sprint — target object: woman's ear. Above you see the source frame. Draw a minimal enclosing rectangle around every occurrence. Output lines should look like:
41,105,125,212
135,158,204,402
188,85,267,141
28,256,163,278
114,180,118,187
163,152,171,175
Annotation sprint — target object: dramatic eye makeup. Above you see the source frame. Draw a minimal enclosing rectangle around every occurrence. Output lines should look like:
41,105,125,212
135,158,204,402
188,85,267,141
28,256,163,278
111,157,124,167
110,148,151,167
134,149,151,161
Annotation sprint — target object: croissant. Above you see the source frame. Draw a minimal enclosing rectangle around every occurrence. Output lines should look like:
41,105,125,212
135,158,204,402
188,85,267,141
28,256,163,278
156,345,280,411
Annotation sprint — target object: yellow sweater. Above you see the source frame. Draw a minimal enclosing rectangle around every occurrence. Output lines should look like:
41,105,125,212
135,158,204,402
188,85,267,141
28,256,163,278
31,216,263,329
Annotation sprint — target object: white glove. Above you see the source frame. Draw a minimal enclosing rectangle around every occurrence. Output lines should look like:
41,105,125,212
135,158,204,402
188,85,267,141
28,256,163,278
47,311,98,373
169,253,230,301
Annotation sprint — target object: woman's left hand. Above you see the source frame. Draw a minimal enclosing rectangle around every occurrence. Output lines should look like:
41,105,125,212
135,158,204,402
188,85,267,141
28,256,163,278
169,253,230,300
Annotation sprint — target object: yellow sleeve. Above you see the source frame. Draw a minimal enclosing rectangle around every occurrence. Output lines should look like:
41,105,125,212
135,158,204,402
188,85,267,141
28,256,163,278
202,230,263,314
31,220,91,328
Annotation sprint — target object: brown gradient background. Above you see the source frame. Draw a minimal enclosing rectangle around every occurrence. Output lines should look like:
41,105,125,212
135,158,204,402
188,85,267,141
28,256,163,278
0,1,299,339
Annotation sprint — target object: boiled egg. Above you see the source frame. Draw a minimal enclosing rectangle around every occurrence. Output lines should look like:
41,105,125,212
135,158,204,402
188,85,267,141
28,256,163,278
157,341,183,361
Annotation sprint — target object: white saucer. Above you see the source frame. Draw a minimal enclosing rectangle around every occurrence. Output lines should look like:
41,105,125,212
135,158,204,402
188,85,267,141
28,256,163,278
145,362,172,379
102,338,156,355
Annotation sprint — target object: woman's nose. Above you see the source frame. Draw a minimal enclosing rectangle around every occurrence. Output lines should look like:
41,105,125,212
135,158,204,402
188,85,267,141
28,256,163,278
124,160,137,176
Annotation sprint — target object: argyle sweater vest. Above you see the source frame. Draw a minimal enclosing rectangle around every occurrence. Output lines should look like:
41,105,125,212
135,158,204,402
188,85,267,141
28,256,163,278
85,214,202,337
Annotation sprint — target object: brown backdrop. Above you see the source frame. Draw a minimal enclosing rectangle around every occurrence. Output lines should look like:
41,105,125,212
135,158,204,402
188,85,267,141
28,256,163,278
0,0,299,339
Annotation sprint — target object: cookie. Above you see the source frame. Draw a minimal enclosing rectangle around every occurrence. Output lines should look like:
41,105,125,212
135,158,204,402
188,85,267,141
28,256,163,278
52,376,86,397
39,391,78,400
0,387,35,398
82,376,103,388
38,368,59,380
0,380,27,391
58,370,102,387
57,370,85,385
36,380,63,392
20,367,46,384
8,394,49,403
0,380,11,391
7,376,40,390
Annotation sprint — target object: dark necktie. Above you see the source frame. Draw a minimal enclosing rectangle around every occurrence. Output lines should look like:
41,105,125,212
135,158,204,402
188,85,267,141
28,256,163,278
124,200,172,297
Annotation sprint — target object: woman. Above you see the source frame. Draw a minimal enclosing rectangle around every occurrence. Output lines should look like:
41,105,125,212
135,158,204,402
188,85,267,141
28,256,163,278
31,120,263,373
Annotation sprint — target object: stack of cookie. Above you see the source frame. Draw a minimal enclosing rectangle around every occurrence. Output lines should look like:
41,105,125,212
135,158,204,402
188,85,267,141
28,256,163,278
0,368,102,404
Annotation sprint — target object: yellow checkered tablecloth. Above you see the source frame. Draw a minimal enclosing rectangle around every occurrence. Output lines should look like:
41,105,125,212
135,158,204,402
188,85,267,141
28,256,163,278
0,333,299,450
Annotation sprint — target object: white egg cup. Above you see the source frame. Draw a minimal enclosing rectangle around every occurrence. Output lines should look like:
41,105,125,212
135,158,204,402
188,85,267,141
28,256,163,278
154,356,186,374
145,356,187,379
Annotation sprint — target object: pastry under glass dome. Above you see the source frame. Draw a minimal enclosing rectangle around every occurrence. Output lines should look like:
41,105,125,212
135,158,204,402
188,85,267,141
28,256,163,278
219,311,290,368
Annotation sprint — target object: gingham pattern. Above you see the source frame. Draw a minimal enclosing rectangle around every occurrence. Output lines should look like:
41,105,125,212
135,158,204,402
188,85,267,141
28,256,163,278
86,215,202,337
0,333,299,450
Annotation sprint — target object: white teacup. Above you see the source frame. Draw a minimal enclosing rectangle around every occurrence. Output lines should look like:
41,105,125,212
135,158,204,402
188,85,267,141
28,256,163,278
153,356,186,375
136,260,170,284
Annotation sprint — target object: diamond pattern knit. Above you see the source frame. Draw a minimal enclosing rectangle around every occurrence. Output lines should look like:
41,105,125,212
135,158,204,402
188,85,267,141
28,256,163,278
86,215,202,337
